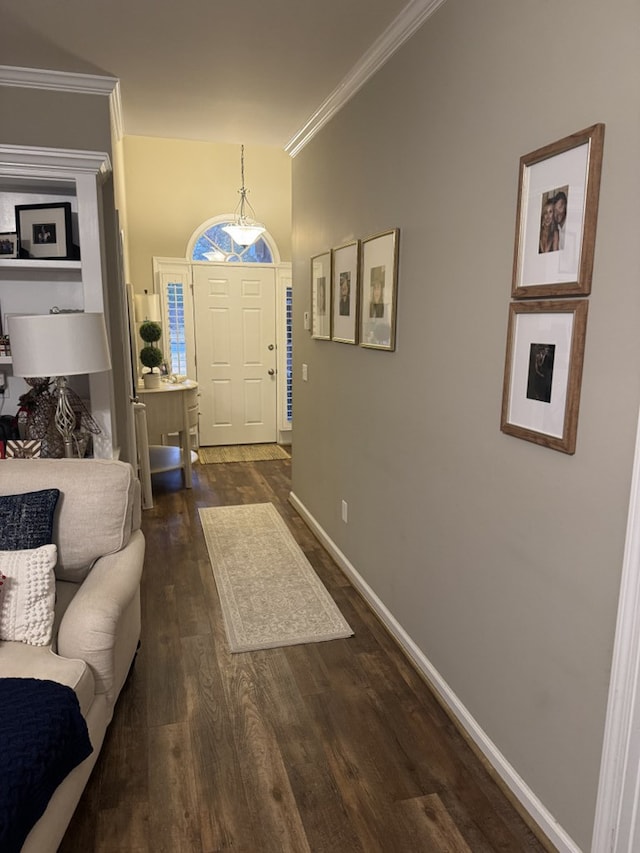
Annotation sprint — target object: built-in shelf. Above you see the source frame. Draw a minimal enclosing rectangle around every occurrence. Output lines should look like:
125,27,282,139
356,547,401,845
0,259,82,271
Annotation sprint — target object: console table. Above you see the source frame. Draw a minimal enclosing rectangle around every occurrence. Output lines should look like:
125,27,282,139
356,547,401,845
137,380,199,489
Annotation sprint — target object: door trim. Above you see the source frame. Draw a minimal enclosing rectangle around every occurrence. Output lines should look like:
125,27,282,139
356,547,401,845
592,408,640,852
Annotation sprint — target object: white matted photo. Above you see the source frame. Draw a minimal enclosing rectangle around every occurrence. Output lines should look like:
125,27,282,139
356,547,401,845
331,241,359,345
512,124,604,299
359,229,399,351
310,251,331,340
501,299,588,454
15,202,74,260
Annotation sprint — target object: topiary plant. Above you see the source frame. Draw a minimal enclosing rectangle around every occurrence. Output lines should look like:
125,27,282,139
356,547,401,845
138,321,164,375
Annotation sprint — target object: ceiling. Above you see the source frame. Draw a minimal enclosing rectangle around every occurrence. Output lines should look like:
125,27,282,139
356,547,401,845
0,0,415,150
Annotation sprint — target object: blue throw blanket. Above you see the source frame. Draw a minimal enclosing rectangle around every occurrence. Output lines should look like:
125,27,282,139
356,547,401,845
0,678,93,852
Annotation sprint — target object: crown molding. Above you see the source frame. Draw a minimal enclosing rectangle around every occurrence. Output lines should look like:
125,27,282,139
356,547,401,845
109,81,124,141
285,0,447,157
0,64,118,96
0,144,111,179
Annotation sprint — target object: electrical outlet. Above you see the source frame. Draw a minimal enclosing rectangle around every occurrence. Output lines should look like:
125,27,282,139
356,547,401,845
341,500,348,523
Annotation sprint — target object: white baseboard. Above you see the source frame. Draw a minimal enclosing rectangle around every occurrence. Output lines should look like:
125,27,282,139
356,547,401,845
289,490,581,853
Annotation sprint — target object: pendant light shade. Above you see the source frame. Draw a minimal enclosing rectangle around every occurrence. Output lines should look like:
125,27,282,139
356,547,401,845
222,145,266,247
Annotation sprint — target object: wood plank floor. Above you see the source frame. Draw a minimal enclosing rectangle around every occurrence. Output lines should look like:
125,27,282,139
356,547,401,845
60,456,551,852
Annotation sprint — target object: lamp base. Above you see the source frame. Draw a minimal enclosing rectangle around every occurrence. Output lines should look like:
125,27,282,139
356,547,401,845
54,376,77,458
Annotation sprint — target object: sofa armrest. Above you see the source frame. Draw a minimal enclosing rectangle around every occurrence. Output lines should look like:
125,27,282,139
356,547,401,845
56,530,145,698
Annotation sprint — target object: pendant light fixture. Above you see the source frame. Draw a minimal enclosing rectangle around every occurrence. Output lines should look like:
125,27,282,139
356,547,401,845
222,145,266,247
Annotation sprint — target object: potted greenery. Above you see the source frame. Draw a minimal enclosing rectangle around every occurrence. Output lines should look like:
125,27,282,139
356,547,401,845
139,320,164,389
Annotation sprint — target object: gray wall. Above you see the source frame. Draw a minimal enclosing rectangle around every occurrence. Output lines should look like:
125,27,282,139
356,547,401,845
0,87,112,152
291,0,640,848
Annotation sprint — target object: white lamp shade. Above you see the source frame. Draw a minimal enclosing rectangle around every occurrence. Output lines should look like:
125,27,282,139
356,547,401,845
9,313,112,378
134,293,162,323
222,222,265,246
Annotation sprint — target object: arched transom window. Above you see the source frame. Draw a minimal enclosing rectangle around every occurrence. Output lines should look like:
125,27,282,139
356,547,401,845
191,221,274,263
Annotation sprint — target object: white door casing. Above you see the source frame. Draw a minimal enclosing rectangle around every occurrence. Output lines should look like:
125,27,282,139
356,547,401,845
193,264,277,446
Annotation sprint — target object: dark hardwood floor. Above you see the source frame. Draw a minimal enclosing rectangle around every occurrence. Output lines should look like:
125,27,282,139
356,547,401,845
60,456,551,852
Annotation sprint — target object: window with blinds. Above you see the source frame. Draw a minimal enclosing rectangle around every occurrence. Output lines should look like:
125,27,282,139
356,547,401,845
286,286,293,423
167,281,187,376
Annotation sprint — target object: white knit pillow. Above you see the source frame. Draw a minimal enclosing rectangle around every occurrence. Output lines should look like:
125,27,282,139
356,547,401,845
0,545,57,645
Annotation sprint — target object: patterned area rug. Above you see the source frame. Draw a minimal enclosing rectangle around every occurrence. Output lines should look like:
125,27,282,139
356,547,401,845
198,503,353,652
199,444,291,464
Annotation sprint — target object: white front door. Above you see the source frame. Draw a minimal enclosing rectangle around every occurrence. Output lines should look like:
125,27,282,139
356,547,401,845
193,264,277,446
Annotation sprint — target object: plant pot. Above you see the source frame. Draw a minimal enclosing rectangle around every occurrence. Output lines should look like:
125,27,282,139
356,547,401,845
143,372,162,389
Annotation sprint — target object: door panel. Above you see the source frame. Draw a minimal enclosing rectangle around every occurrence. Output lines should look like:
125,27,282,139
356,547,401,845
194,265,276,445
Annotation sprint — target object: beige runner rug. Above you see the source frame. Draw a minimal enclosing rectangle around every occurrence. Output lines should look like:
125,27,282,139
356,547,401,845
198,502,353,652
199,444,290,464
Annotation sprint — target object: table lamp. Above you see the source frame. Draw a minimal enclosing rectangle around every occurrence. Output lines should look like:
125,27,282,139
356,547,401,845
9,312,112,458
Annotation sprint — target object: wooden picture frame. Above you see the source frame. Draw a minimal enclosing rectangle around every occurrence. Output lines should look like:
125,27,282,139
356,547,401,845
359,228,399,351
311,251,331,340
501,299,588,454
15,202,74,260
0,232,18,259
331,240,360,345
511,123,604,299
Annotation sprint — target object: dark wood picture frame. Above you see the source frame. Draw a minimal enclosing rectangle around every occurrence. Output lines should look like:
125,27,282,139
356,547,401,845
501,299,588,454
15,202,74,260
511,123,604,299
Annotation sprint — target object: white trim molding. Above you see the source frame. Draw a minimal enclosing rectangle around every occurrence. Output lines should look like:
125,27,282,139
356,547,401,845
0,64,117,96
285,0,447,157
289,490,581,853
591,409,640,853
0,144,111,179
110,81,124,142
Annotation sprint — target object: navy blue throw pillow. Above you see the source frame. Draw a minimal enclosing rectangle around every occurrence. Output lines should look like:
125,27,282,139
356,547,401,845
0,489,60,550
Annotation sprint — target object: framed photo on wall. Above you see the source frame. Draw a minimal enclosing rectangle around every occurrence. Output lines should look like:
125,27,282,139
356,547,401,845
331,240,359,344
501,299,588,454
359,228,399,351
311,251,332,340
15,202,74,260
511,123,604,299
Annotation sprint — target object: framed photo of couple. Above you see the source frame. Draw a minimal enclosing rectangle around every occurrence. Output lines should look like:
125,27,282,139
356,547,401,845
359,228,399,351
511,123,604,299
501,299,588,454
331,241,359,345
310,251,331,340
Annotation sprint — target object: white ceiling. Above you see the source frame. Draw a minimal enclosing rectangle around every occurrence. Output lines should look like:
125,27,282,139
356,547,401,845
0,0,421,149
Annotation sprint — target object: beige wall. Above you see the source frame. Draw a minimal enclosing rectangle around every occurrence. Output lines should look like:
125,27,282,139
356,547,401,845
291,0,640,848
121,137,291,293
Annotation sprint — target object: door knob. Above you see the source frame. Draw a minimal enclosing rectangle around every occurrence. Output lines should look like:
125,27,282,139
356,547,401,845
268,344,275,351
268,369,275,376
